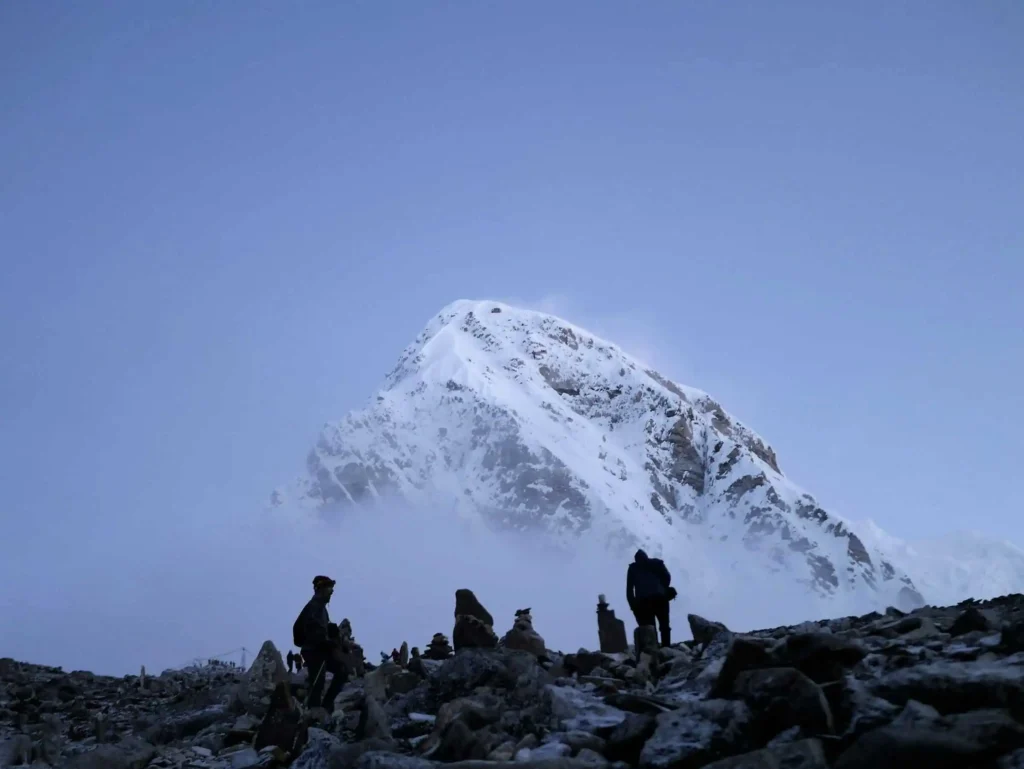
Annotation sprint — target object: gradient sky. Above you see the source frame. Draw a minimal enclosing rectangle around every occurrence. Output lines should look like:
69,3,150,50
1,2,1023,668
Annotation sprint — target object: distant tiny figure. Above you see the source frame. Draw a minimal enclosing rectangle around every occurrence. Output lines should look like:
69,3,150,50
294,653,304,672
286,651,295,673
391,648,401,663
626,549,675,647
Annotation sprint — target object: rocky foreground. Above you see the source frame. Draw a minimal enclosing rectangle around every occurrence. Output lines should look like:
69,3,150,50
3,593,1024,769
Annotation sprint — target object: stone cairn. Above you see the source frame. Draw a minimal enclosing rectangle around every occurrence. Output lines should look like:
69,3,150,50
596,593,628,653
500,607,547,657
337,618,367,676
423,633,453,660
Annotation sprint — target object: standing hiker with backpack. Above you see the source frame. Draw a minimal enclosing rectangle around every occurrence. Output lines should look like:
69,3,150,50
293,575,347,712
626,549,677,647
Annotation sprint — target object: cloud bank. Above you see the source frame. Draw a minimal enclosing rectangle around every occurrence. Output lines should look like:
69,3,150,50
1,493,891,676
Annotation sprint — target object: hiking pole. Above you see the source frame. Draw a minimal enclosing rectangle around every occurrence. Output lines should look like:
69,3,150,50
309,661,327,701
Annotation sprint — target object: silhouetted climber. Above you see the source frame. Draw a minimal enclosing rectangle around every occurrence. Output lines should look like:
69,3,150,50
626,549,676,646
286,651,295,673
294,652,303,672
293,575,347,712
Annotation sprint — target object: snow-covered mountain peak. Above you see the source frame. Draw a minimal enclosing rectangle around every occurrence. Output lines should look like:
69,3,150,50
277,299,926,610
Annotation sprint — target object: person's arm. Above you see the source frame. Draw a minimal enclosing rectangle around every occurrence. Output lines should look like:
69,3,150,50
626,565,636,609
658,560,672,588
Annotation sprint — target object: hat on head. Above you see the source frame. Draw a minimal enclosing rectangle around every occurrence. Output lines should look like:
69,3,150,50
313,575,336,590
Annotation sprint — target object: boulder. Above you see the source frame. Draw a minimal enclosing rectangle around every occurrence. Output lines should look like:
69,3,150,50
455,588,494,625
834,704,1024,769
700,738,828,769
454,615,499,651
689,614,732,652
770,633,867,684
634,626,659,659
730,667,834,740
238,640,287,716
639,699,752,769
597,595,629,654
358,693,393,741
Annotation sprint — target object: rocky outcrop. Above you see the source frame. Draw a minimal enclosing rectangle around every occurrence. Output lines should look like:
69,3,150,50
5,592,1024,768
237,640,287,717
453,589,498,651
596,595,629,654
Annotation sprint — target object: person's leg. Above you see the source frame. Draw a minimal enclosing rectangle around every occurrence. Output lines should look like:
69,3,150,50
655,599,671,646
304,651,328,708
633,597,655,627
321,657,348,711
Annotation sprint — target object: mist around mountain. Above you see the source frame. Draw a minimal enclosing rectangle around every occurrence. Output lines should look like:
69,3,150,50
4,300,1020,678
274,299,1024,617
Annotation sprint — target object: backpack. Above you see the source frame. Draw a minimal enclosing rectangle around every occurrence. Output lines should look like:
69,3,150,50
292,607,306,648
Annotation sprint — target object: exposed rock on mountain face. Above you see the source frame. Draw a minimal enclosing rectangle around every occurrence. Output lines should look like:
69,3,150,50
4,593,1024,768
275,300,923,608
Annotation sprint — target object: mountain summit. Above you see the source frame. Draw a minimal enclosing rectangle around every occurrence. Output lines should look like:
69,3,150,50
275,299,923,609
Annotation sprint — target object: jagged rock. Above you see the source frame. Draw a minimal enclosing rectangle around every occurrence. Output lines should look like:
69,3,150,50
454,614,499,651
253,681,305,753
711,636,774,697
999,749,1024,768
291,727,344,769
453,590,498,651
948,607,993,637
365,661,401,701
550,730,607,755
1001,619,1024,653
359,693,393,741
544,684,628,732
564,650,610,677
238,639,287,717
689,614,732,651
869,660,1024,714
575,747,610,767
729,667,834,740
833,702,1024,769
826,676,900,744
432,648,548,701
0,734,32,767
639,699,753,769
633,626,659,659
63,738,158,769
603,713,658,764
455,588,494,626
502,608,548,657
597,595,629,654
770,632,867,684
700,738,828,768
355,752,436,769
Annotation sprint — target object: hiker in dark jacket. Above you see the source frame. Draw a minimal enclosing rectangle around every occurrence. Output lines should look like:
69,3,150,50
295,575,347,711
626,549,675,646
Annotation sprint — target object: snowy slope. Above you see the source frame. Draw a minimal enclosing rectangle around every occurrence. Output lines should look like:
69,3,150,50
274,299,927,610
854,520,1024,606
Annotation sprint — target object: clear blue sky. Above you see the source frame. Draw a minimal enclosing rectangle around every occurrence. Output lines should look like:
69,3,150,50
1,2,1022,668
